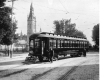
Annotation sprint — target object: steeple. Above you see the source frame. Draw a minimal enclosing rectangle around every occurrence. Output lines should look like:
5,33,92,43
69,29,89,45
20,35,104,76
27,2,36,45
20,30,23,40
40,28,42,32
28,3,34,20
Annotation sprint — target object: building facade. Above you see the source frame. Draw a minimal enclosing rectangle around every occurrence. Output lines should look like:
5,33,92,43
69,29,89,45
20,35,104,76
27,3,36,45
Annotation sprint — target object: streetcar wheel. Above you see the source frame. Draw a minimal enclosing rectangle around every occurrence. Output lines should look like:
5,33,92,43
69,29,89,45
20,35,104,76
83,52,86,57
70,54,74,57
38,56,43,62
54,56,58,61
78,54,81,57
55,54,59,60
83,49,86,57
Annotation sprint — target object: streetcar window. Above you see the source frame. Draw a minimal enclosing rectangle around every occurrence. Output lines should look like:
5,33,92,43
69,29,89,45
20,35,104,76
76,41,77,48
77,41,79,48
80,42,82,48
72,41,74,48
67,40,68,48
74,41,76,48
49,39,53,48
66,40,67,48
73,41,75,47
64,40,67,48
85,42,87,48
70,41,72,48
83,42,84,47
79,41,80,48
64,40,66,48
53,39,56,48
85,42,87,47
83,42,85,47
30,39,34,48
82,42,84,47
62,40,64,47
74,41,75,48
67,40,68,47
69,41,70,47
75,41,77,48
73,41,75,48
34,39,40,48
57,40,60,48
68,41,69,48
81,42,83,48
61,40,63,48
79,41,81,48
71,41,73,48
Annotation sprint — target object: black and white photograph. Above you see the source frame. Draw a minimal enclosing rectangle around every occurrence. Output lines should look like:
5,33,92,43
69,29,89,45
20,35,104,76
0,0,99,80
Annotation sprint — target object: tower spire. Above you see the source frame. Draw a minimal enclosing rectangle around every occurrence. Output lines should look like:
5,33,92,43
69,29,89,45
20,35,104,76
28,2,34,19
27,1,36,45
40,28,42,32
20,30,23,40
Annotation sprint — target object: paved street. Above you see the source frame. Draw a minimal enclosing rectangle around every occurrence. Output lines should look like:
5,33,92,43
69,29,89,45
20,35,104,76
0,52,99,80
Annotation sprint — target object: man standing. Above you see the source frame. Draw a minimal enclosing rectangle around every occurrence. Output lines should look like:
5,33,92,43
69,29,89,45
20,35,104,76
48,48,54,63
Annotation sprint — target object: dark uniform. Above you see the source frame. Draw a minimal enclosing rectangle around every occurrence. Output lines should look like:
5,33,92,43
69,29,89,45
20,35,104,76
47,48,54,62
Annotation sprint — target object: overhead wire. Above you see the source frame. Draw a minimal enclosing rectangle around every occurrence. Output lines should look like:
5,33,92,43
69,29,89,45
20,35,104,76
7,0,97,17
58,0,69,13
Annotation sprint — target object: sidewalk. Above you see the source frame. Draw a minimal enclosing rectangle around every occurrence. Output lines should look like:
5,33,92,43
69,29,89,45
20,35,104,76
0,52,28,63
0,53,29,71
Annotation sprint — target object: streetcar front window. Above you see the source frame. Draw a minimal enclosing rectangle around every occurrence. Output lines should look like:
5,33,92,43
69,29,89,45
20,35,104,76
30,40,34,48
34,38,40,48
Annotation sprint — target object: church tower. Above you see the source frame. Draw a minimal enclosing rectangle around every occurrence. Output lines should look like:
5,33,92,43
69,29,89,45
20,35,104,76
27,3,36,45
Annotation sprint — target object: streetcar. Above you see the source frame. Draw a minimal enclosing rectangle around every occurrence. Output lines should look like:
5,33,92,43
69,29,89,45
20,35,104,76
25,32,89,62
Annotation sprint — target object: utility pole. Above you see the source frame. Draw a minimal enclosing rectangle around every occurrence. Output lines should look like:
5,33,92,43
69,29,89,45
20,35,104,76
10,0,14,58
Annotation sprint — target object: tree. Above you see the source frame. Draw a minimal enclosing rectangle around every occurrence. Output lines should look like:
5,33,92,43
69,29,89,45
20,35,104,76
0,7,12,44
54,20,63,35
92,24,99,48
1,19,18,45
0,0,18,45
53,19,86,38
0,0,6,7
0,0,18,57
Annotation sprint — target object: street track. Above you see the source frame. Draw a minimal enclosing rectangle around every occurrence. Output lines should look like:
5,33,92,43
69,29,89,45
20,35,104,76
30,56,96,80
57,61,88,80
0,60,46,78
0,56,79,79
0,52,99,80
30,57,88,80
0,54,71,78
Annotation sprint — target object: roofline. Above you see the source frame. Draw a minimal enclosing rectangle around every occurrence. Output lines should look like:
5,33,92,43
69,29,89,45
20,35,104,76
30,32,88,41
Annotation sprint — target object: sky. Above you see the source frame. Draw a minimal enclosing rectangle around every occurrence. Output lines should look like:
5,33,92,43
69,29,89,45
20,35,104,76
6,0,99,45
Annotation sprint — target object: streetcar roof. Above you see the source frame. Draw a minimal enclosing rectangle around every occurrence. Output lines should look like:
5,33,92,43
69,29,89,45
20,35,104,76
29,32,88,41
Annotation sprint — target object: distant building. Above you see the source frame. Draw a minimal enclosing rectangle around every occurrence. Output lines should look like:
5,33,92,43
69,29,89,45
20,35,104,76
27,3,36,45
40,28,42,32
13,31,27,51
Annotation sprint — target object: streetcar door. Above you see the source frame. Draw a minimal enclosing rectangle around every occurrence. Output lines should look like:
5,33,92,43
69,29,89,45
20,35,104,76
41,41,45,55
41,38,47,56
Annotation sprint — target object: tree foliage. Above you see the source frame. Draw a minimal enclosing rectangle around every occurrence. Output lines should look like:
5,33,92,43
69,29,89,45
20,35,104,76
0,0,6,7
0,0,17,45
92,24,99,47
0,7,11,44
53,19,86,38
